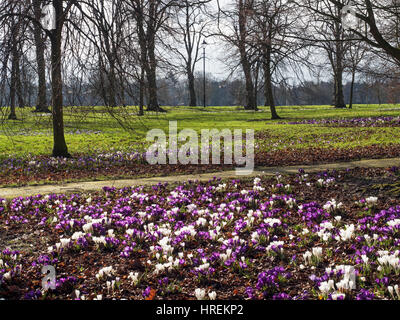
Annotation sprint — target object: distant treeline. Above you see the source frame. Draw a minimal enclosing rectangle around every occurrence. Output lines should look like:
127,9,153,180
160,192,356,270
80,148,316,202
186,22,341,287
1,76,396,109
61,77,400,107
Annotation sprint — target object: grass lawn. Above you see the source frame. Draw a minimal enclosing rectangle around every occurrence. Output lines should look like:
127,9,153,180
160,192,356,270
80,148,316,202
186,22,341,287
1,104,400,158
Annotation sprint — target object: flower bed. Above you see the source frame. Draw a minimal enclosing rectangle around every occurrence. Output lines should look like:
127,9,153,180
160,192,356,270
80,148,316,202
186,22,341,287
281,116,400,127
1,167,400,300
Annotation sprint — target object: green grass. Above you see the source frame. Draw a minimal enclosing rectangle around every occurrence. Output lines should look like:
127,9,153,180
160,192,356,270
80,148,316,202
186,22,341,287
1,104,400,159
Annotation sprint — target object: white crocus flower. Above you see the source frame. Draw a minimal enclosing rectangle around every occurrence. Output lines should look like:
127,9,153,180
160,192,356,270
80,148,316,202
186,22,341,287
365,197,378,205
339,224,355,241
361,255,369,264
195,288,206,300
388,286,395,299
60,238,71,249
208,291,217,300
394,285,400,299
319,280,335,295
128,272,139,286
303,251,312,265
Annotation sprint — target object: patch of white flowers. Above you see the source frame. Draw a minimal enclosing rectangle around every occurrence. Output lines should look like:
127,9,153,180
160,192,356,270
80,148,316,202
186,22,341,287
387,219,400,228
357,196,378,208
377,250,400,273
194,288,216,300
319,265,357,297
388,285,400,300
365,196,378,205
128,272,140,286
253,177,265,192
96,266,115,280
337,224,355,242
303,247,323,266
317,221,334,242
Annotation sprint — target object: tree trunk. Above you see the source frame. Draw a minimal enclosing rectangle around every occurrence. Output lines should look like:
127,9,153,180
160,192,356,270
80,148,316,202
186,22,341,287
349,69,356,109
51,1,70,158
263,46,280,119
238,0,257,111
107,65,117,107
254,61,259,108
334,66,346,108
146,42,165,112
333,22,346,109
8,55,17,120
33,0,50,113
136,7,146,116
8,17,23,120
145,0,165,112
8,31,20,120
103,36,117,107
146,62,164,111
15,51,24,109
187,67,197,107
331,78,336,106
242,66,257,110
139,67,145,116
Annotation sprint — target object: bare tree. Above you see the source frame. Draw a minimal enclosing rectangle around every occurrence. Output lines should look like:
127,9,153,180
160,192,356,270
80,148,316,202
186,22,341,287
345,40,366,108
251,0,303,118
170,0,211,107
295,0,400,65
294,0,350,108
215,0,258,111
125,0,183,113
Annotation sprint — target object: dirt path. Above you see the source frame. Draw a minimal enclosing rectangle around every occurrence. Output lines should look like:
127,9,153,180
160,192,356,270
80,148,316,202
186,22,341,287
1,157,399,199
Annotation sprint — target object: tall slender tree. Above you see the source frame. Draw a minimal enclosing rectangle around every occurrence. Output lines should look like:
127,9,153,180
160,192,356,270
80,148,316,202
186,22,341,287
32,0,50,113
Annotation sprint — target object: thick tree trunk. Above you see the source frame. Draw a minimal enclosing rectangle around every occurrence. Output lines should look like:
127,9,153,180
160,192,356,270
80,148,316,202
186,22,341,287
242,67,257,110
146,61,163,111
334,66,346,108
187,67,197,107
146,42,165,112
33,0,50,113
50,2,70,158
